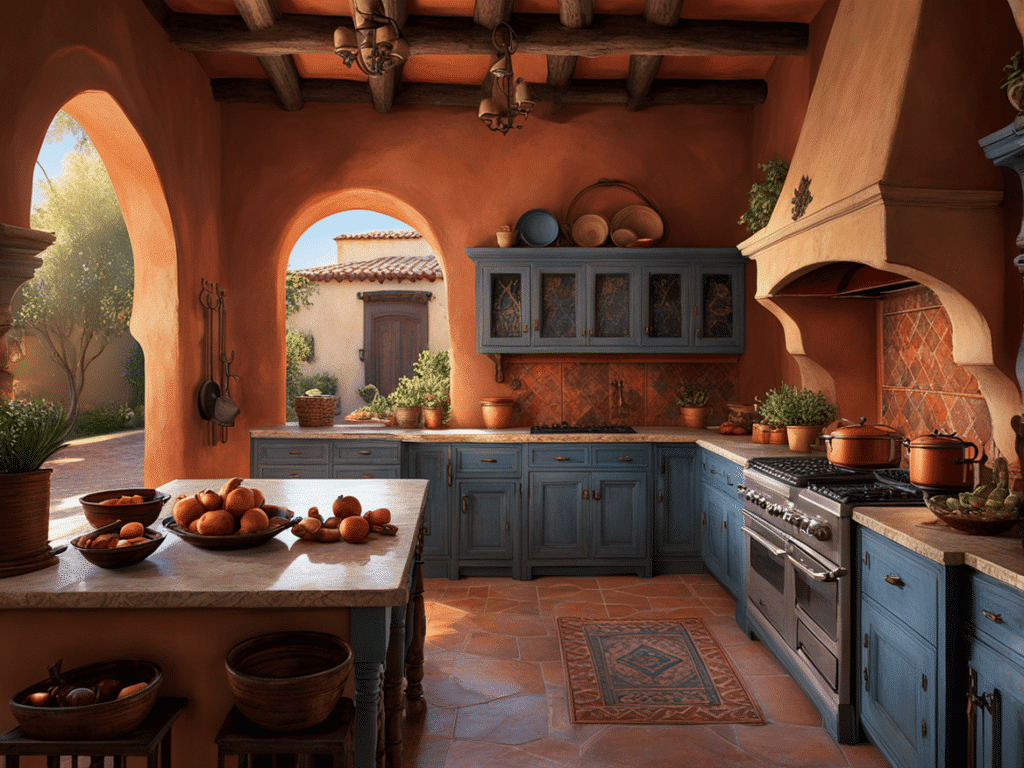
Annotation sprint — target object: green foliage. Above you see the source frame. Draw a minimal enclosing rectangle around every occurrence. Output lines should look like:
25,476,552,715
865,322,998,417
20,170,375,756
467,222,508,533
0,398,69,473
358,384,381,404
299,372,338,397
412,350,451,412
1001,50,1023,91
71,403,135,439
738,155,789,234
19,131,134,427
387,376,427,409
125,340,145,408
284,330,314,418
285,272,319,319
756,383,837,427
675,387,710,408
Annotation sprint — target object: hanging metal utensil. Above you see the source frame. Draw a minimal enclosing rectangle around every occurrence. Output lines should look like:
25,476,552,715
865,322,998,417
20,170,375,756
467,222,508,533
197,280,221,434
212,287,240,443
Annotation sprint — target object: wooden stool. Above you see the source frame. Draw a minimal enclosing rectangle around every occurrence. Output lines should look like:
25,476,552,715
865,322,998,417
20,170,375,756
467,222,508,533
0,697,187,768
215,698,354,768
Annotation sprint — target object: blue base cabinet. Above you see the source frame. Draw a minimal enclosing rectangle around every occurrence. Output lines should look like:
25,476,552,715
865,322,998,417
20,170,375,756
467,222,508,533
403,443,452,579
699,451,744,625
653,445,700,574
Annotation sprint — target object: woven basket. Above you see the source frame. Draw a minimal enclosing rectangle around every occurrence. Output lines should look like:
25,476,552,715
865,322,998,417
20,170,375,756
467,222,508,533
294,397,337,428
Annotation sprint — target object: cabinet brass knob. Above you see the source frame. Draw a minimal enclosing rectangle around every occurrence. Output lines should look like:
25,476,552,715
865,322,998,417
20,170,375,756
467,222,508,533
583,490,589,499
554,456,570,461
358,450,371,455
534,319,539,332
884,575,905,588
593,492,601,501
524,324,529,333
288,450,301,455
617,456,632,462
981,609,1004,624
480,458,497,463
462,496,468,514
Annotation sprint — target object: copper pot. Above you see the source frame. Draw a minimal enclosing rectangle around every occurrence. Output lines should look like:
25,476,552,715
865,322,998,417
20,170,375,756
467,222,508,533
821,418,903,468
904,431,979,489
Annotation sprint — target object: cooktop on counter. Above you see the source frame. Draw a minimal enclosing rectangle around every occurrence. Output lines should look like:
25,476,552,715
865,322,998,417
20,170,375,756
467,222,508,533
529,423,637,435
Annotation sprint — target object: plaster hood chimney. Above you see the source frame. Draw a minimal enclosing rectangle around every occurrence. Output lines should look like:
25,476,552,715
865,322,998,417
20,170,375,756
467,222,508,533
738,0,1020,462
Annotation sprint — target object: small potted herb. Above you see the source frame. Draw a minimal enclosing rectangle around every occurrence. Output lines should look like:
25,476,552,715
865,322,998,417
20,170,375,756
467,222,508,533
387,377,426,428
1001,50,1023,112
757,384,837,452
675,387,712,429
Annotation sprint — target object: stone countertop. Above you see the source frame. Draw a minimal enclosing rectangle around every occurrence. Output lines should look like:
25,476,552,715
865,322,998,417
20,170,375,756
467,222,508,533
250,424,799,466
853,507,1024,592
0,478,427,610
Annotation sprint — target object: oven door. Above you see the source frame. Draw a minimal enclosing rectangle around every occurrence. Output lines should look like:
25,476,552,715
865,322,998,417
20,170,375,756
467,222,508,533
787,539,847,693
742,512,790,643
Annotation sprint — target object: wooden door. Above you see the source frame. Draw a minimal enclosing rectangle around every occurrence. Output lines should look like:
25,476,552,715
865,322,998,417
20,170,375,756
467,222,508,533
362,293,429,395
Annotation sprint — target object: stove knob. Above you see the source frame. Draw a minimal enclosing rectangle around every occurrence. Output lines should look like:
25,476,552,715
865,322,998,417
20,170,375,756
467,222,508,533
807,522,832,541
757,496,768,509
799,517,812,532
782,511,795,524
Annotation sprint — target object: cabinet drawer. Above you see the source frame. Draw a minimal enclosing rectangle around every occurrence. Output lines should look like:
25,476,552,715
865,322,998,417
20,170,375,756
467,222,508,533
592,445,650,468
332,441,400,465
859,528,939,644
528,445,588,467
256,441,330,465
332,466,401,479
970,571,1024,663
256,465,329,479
454,445,522,476
702,451,741,494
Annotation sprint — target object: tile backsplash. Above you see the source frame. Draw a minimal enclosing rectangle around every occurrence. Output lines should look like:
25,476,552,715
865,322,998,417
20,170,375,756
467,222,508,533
881,286,995,465
502,361,739,427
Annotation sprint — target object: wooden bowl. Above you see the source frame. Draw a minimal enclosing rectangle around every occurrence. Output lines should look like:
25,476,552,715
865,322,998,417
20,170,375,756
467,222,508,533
9,659,162,740
71,525,165,569
79,488,171,528
225,631,353,732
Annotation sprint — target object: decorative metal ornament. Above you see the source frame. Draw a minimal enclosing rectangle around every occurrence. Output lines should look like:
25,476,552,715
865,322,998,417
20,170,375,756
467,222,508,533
333,12,408,77
791,175,813,221
478,23,535,135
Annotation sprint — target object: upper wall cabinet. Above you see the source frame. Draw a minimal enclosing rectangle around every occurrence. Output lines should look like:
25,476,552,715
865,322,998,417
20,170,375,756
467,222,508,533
467,247,745,355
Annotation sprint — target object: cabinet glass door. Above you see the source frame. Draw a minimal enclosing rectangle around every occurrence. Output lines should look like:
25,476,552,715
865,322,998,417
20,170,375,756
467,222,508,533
694,264,744,350
533,265,586,347
480,265,531,348
588,264,640,347
643,267,691,348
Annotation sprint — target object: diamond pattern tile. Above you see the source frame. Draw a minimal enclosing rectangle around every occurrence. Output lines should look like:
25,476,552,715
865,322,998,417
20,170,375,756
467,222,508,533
505,362,562,426
563,363,610,425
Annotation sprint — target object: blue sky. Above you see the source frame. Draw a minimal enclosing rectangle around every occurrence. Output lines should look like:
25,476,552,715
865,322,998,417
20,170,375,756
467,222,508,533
32,128,411,272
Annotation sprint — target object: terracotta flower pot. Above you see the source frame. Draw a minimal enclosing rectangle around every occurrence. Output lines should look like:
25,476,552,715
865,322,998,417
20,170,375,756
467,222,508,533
422,407,444,429
0,468,59,578
786,424,823,453
680,406,710,430
393,406,422,429
481,398,514,429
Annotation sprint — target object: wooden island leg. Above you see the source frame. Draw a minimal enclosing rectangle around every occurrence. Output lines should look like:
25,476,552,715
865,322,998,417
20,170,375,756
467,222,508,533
350,606,391,768
384,597,406,768
404,528,426,713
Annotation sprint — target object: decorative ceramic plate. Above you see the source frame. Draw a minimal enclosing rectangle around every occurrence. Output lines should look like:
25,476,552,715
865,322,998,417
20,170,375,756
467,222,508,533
516,209,560,247
571,214,609,247
161,515,299,550
611,228,637,247
611,205,664,242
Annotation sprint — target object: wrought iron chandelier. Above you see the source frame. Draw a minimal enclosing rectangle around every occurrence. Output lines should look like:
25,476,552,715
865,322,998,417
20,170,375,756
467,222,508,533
478,23,535,134
333,10,408,77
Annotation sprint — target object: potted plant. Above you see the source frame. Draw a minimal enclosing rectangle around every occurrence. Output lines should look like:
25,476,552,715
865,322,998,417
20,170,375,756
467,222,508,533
738,155,789,234
758,383,838,452
675,387,711,429
1001,49,1023,112
0,398,69,577
293,388,338,428
387,377,426,428
413,351,450,429
753,391,788,444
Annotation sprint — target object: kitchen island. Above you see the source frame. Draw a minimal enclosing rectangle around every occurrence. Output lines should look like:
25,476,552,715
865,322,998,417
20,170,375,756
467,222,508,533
0,478,428,768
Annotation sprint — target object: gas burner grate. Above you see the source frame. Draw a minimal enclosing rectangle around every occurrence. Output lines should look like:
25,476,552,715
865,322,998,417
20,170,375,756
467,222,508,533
805,482,925,506
530,423,636,434
746,456,874,487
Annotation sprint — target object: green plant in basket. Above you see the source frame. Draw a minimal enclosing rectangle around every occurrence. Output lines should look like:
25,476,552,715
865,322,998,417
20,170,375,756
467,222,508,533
675,387,710,408
756,384,836,427
0,398,70,474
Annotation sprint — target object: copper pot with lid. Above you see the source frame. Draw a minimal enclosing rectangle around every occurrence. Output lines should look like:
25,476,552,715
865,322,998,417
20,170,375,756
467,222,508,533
903,431,980,489
821,418,903,468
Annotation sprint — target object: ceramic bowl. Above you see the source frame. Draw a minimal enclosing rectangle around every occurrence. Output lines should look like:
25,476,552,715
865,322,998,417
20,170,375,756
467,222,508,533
79,488,171,528
71,526,165,569
611,228,638,247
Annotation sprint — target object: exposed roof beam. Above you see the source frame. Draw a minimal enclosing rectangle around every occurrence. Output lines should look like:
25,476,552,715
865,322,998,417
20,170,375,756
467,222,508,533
169,13,808,58
234,0,303,110
626,0,683,110
546,55,577,87
473,0,513,31
547,0,592,88
212,77,767,107
350,0,407,113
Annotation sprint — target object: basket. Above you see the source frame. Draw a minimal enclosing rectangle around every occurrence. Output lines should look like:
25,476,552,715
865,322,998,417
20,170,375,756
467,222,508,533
562,179,668,247
294,396,337,428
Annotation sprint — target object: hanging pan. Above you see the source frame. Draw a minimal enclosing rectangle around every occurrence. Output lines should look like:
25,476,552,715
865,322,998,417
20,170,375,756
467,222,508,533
197,280,220,420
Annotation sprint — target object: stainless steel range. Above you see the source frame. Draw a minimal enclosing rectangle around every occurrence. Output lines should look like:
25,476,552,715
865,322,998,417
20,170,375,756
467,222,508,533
738,456,924,744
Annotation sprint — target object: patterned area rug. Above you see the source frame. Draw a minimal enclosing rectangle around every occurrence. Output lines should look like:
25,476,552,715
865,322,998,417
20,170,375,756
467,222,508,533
557,617,766,725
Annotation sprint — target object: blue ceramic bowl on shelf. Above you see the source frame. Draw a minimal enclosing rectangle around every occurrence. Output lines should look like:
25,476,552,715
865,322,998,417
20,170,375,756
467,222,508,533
515,209,560,247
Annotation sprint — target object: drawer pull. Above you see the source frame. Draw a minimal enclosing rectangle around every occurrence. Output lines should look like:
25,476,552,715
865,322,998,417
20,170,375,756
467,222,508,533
462,496,468,514
583,490,589,500
709,467,719,475
554,456,570,462
593,491,601,501
358,450,371,455
288,473,300,478
288,450,301,455
480,458,497,463
361,474,374,479
617,456,632,462
981,609,1004,624
884,575,905,588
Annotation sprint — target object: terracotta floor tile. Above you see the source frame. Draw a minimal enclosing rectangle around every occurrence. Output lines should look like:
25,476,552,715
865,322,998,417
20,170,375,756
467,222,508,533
744,675,824,727
467,613,548,636
449,657,546,697
580,725,766,768
453,692,550,744
405,702,457,739
518,736,583,766
549,601,610,619
692,582,734,600
442,739,570,768
734,723,852,768
467,586,490,598
647,595,704,609
487,599,540,615
532,575,602,589
842,742,895,767
438,597,489,614
722,640,788,677
536,585,604,602
605,603,640,617
704,596,740,615
546,691,607,745
439,586,471,599
599,591,652,609
518,635,563,662
540,660,567,685
403,733,450,768
611,581,696,598
487,583,540,601
463,631,520,660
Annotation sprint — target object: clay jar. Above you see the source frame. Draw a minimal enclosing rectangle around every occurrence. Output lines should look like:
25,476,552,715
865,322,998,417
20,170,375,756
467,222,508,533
904,432,979,489
480,398,515,429
680,406,710,429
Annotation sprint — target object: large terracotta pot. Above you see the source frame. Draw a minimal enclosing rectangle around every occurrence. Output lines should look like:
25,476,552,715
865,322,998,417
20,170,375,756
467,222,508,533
821,418,903,468
752,423,787,445
422,407,444,429
393,407,422,429
786,424,822,453
481,398,515,429
680,406,710,429
0,468,59,578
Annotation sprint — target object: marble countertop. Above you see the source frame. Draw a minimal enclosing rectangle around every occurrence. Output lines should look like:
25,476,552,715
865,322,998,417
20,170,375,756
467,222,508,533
250,424,798,466
854,507,1024,591
0,478,427,610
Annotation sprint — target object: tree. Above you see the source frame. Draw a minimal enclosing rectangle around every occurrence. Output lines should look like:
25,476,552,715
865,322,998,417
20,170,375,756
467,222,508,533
17,134,134,427
284,271,319,418
285,271,318,319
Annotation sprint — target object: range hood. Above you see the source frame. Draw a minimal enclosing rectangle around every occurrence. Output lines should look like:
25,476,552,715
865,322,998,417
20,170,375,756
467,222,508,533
775,263,918,298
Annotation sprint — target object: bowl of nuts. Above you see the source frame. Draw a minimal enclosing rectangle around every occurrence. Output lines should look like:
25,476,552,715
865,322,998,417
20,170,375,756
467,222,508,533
79,488,171,528
71,521,165,568
9,658,162,740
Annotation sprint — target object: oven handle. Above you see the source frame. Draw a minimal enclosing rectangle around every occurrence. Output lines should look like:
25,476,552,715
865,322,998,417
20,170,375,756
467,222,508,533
741,525,787,557
787,540,848,583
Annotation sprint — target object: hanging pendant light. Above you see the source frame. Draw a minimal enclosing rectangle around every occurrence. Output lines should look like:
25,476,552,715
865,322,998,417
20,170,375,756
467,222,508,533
333,10,408,77
479,23,535,135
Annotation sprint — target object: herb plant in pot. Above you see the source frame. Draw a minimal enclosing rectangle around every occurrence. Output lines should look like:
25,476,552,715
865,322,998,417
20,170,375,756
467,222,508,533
388,377,425,429
0,398,69,577
759,384,838,452
753,391,787,444
676,387,711,429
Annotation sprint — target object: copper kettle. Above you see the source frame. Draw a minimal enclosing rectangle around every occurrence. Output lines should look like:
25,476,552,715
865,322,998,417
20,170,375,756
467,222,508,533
903,431,980,489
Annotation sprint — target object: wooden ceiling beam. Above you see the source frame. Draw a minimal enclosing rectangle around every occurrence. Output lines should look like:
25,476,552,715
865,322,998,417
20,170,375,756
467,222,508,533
169,13,808,58
233,0,303,110
350,0,408,114
473,0,513,31
626,0,684,110
546,0,592,89
212,77,766,107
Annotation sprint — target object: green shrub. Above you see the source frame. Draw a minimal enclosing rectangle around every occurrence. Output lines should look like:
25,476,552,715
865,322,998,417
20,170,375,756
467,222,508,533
125,340,144,408
70,403,134,438
299,372,338,396
739,155,789,234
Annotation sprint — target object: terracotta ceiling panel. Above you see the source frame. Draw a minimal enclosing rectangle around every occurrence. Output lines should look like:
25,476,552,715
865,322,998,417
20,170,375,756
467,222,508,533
165,0,237,13
192,51,268,79
655,55,773,79
292,53,370,81
401,54,492,84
